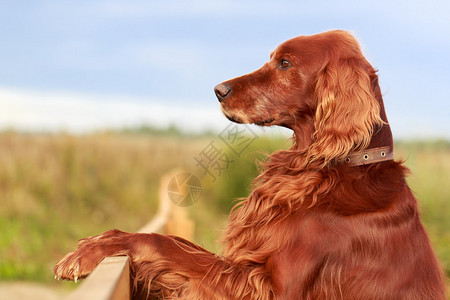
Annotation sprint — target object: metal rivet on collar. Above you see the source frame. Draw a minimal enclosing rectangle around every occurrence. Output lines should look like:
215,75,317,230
381,151,386,157
345,157,351,163
363,154,369,160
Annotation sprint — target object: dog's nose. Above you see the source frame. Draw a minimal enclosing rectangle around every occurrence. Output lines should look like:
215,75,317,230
214,83,232,102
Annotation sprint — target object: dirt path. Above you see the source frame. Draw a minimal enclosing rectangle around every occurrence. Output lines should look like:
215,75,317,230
0,282,68,300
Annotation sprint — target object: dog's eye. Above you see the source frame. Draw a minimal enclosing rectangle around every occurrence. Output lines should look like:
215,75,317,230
279,59,291,69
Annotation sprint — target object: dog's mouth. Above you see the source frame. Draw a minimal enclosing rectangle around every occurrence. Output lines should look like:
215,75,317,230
225,114,275,126
254,118,275,126
221,107,275,126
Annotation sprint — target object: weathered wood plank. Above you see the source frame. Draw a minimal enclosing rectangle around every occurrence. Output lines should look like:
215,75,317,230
65,256,130,300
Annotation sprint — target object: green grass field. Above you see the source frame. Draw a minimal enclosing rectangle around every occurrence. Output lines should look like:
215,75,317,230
0,131,448,285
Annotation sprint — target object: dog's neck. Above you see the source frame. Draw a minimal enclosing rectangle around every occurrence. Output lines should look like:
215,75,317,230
343,81,395,167
291,122,395,167
290,93,395,167
341,102,395,167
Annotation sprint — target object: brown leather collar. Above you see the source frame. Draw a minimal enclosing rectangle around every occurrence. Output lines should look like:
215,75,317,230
338,146,394,167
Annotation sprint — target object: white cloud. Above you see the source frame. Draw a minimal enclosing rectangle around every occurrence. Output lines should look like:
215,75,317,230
0,87,228,133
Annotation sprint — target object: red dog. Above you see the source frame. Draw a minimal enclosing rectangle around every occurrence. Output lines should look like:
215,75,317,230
54,30,446,299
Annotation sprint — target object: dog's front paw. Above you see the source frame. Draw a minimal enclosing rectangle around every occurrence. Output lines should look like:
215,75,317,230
53,250,94,282
53,229,129,282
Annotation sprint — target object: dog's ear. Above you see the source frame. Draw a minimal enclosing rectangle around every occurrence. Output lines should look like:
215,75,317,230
308,57,384,164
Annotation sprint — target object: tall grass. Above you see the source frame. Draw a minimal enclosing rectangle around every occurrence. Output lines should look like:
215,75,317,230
0,132,448,283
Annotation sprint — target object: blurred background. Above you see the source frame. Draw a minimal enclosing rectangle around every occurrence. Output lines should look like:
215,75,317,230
0,0,449,298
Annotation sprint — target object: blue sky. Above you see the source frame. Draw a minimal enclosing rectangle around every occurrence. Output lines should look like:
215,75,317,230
0,0,449,138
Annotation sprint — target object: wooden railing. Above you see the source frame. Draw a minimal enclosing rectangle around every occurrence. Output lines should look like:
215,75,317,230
64,171,195,300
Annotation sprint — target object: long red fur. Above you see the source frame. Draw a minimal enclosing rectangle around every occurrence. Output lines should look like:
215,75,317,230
54,30,446,299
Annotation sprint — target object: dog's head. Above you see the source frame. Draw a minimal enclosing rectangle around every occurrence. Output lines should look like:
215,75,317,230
215,30,389,163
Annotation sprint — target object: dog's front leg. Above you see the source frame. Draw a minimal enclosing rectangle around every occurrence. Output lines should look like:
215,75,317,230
54,230,275,299
53,230,221,296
